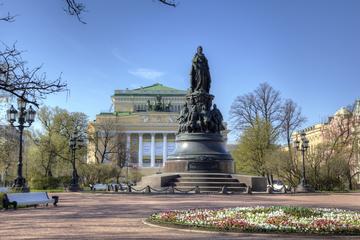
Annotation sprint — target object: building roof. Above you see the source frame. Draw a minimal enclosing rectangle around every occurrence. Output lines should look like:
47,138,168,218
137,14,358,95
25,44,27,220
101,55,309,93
113,83,187,96
334,107,351,116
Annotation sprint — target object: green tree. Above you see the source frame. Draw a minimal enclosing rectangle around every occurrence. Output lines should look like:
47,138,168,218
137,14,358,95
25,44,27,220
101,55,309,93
0,126,18,186
233,118,275,182
26,106,88,188
230,83,305,185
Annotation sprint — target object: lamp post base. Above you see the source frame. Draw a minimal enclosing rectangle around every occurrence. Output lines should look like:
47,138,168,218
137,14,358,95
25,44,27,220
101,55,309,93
69,169,80,192
12,177,30,192
68,184,80,192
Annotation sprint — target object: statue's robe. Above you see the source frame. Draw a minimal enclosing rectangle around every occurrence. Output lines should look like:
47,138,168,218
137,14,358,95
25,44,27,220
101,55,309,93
190,53,211,93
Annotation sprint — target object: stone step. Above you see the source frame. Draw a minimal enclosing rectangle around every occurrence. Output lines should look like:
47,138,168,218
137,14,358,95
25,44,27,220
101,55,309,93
174,186,247,192
176,173,233,178
174,182,247,187
176,177,239,183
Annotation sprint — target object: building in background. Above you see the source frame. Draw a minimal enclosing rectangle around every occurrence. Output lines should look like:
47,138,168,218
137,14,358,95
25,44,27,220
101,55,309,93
0,93,11,124
292,99,360,186
87,83,187,175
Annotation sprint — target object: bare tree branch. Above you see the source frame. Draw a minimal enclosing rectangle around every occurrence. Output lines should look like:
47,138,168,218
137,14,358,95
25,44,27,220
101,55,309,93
158,0,177,7
64,0,86,24
229,82,284,142
0,12,16,22
0,43,67,107
1,0,176,25
0,2,16,22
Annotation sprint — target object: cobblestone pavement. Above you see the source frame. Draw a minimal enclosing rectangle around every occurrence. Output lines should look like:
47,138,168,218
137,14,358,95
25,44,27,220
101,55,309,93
1,192,359,239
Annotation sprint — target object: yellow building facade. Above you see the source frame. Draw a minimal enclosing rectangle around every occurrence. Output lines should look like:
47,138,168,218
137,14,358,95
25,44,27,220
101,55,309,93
292,101,360,150
291,99,360,184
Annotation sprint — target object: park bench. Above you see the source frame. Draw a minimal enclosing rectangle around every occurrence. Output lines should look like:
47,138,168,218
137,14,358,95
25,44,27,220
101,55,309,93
3,192,59,210
92,183,108,191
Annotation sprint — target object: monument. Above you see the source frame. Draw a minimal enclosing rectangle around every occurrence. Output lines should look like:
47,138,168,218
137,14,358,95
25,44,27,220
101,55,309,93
138,47,267,192
164,46,234,173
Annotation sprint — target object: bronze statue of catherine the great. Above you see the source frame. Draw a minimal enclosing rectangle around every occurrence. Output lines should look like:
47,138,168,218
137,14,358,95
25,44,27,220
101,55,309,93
190,46,211,93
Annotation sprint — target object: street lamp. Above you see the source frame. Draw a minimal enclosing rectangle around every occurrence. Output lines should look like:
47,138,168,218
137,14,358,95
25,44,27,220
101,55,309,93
6,98,36,191
294,132,314,193
69,130,84,191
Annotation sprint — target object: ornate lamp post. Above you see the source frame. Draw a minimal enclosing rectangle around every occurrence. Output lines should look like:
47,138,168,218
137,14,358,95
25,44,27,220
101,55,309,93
6,98,36,191
294,132,314,193
69,130,84,192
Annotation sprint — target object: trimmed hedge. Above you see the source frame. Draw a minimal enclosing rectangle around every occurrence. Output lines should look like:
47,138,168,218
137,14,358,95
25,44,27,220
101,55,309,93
30,176,71,190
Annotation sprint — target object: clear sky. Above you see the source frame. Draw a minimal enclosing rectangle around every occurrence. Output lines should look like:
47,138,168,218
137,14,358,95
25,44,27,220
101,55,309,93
1,0,360,142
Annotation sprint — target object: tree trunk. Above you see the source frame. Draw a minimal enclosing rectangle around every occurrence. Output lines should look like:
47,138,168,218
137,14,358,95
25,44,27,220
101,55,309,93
348,174,353,190
266,173,271,185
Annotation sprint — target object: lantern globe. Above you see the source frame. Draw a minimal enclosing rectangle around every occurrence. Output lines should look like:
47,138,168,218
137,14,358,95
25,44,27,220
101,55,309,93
7,105,18,123
26,105,36,123
294,139,300,149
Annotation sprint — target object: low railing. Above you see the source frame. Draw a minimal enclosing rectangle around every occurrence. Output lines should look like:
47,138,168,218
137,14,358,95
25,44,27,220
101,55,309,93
105,185,252,194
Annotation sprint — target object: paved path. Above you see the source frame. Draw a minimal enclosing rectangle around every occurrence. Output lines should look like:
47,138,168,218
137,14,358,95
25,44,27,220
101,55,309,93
1,192,360,239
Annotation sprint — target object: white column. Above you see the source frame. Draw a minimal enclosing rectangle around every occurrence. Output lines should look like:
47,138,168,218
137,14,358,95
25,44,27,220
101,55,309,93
126,133,131,161
162,133,168,167
138,133,143,167
150,133,156,167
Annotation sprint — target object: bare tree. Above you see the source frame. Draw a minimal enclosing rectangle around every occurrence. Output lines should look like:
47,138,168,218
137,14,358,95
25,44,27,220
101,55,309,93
325,112,359,190
1,0,176,103
0,44,67,107
230,82,283,142
64,0,177,24
281,99,306,147
110,133,129,184
305,110,359,190
1,0,177,24
230,83,306,185
88,120,128,165
229,93,257,131
280,99,306,184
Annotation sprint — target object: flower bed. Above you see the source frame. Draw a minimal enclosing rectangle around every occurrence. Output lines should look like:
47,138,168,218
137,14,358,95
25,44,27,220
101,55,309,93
148,206,360,235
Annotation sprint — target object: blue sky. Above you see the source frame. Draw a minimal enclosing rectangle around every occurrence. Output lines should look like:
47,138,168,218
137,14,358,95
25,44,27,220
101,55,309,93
1,0,360,142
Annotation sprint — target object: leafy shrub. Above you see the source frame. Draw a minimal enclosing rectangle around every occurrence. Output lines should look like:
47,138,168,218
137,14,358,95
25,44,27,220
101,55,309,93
30,176,61,189
56,176,72,187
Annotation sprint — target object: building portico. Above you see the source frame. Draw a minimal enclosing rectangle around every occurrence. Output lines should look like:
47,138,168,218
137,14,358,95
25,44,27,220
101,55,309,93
87,83,186,175
124,131,176,168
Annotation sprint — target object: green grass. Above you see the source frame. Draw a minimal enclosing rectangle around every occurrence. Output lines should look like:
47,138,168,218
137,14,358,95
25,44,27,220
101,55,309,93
31,188,65,193
270,206,323,218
